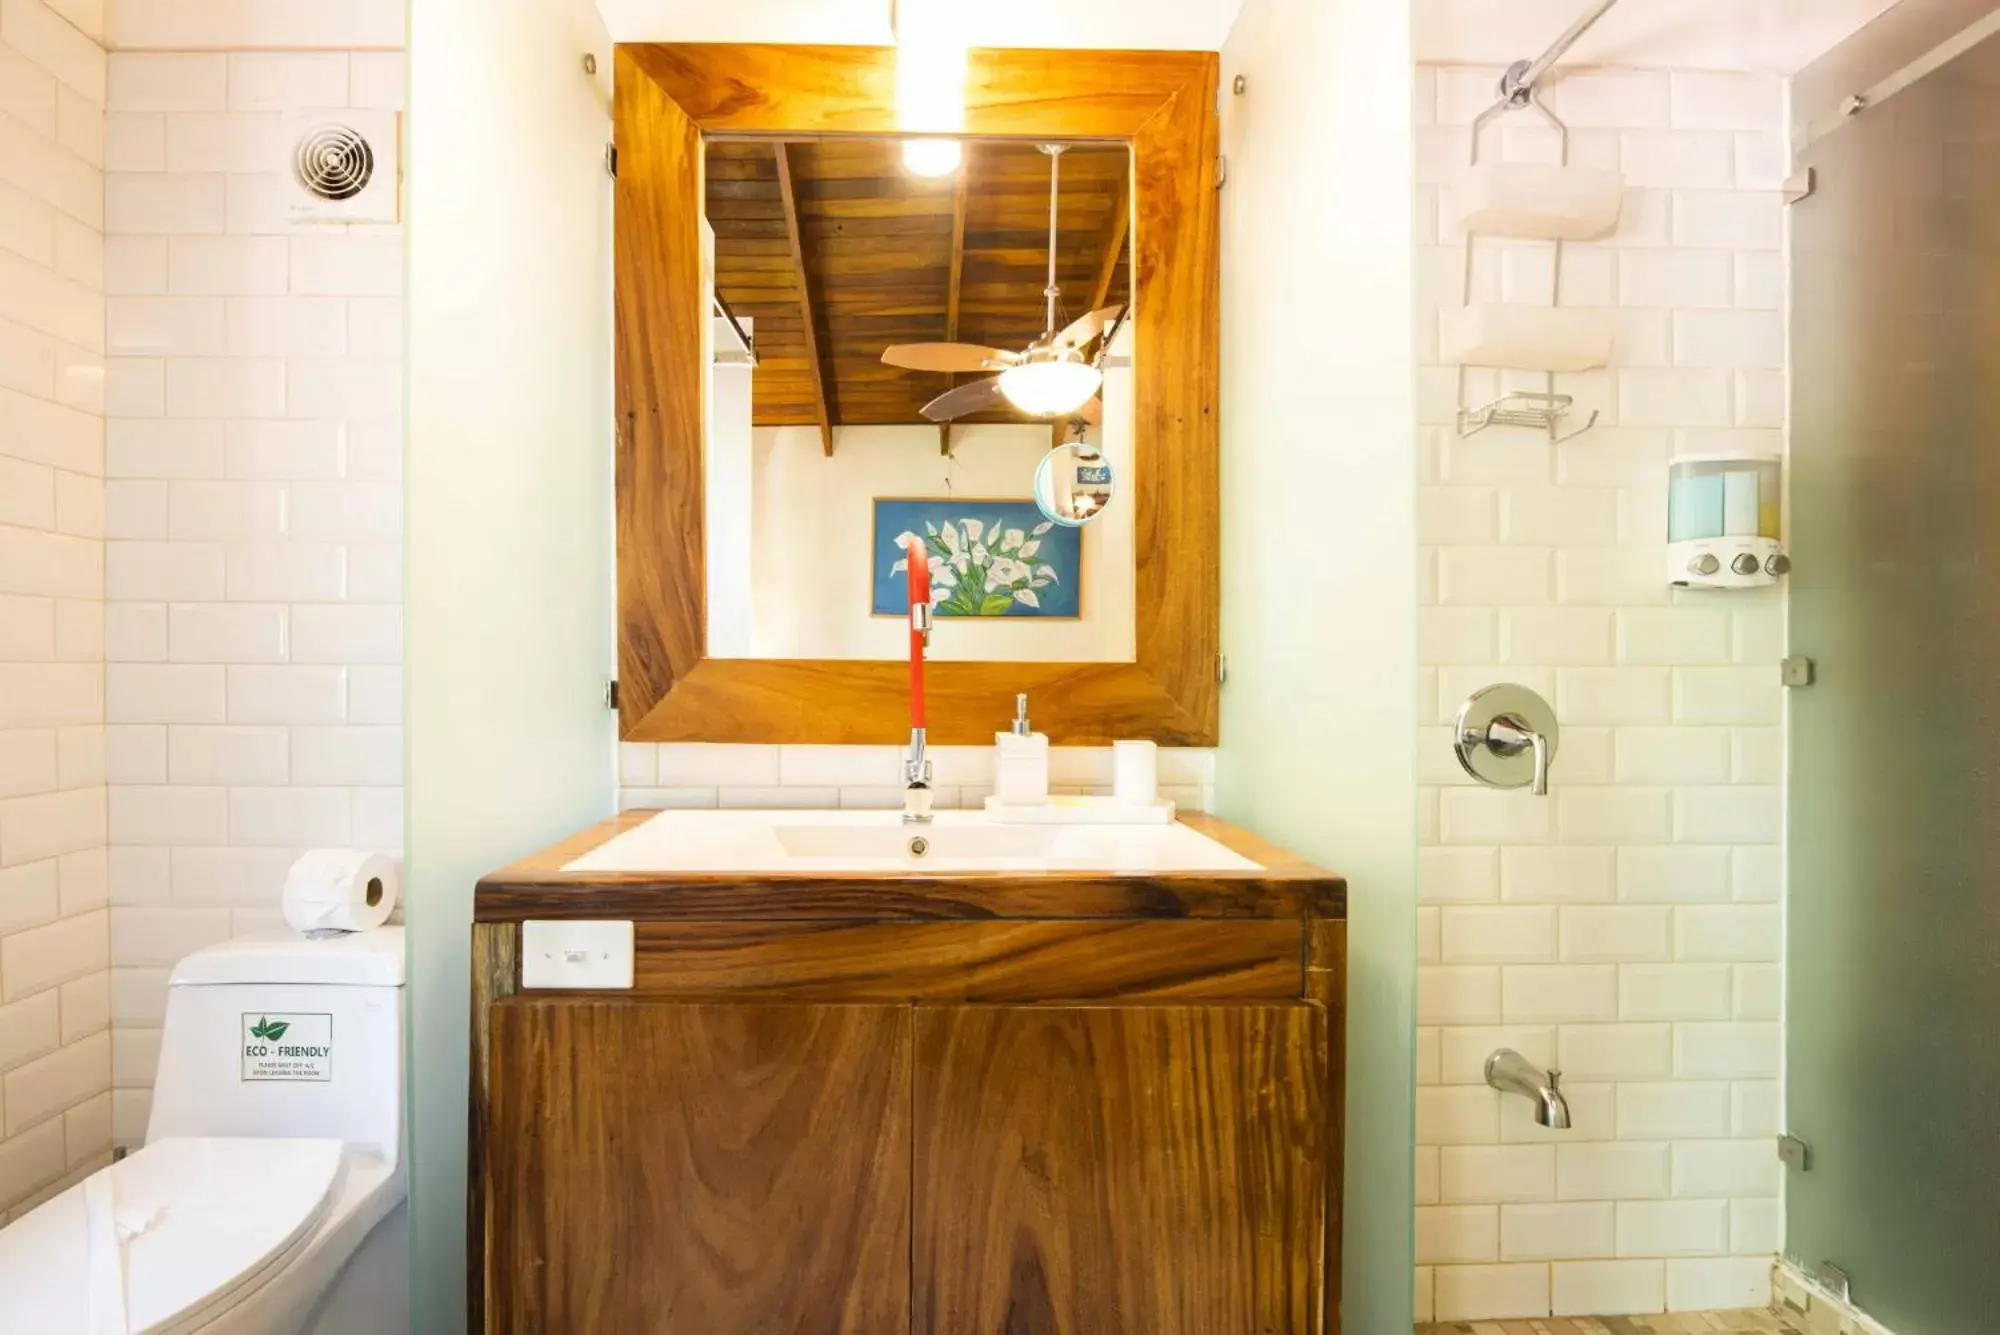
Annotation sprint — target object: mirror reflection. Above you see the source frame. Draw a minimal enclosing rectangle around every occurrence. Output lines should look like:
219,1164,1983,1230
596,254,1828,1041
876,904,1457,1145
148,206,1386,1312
1034,440,1116,528
702,136,1136,662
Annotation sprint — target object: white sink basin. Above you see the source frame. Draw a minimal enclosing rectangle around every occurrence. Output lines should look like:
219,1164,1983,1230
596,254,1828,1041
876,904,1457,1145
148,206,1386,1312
562,809,1262,875
775,822,1063,863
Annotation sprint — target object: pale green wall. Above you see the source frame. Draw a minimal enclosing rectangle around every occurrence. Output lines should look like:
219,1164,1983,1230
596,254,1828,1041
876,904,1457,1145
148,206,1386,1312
405,1,616,1329
1218,0,1417,1328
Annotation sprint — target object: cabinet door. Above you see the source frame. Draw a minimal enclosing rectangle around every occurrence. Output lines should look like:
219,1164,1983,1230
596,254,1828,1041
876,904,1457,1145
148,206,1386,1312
486,1000,911,1334
912,1005,1325,1335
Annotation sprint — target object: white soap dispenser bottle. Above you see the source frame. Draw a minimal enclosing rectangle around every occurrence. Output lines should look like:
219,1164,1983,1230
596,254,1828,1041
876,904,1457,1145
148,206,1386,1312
994,693,1050,805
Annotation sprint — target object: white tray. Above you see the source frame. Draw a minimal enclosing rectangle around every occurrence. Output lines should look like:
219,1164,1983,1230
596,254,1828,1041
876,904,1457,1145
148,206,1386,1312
1441,303,1614,373
1447,161,1624,241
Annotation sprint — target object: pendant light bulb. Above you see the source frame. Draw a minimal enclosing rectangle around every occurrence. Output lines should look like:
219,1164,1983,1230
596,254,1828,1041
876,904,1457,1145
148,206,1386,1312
893,0,967,173
902,138,962,177
998,360,1102,417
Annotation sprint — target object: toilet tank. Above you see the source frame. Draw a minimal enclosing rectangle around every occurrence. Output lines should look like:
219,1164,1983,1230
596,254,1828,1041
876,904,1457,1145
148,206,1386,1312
146,929,404,1164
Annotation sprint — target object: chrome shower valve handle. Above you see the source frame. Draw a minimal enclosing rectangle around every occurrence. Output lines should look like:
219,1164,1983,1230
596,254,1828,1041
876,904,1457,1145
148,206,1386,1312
1454,684,1561,796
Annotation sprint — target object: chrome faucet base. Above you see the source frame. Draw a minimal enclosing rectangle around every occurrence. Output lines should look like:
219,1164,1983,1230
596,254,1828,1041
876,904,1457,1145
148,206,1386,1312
903,727,934,824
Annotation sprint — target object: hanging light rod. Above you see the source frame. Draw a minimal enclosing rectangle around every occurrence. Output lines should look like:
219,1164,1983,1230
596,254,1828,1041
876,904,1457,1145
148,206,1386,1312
1492,0,1625,109
711,292,757,367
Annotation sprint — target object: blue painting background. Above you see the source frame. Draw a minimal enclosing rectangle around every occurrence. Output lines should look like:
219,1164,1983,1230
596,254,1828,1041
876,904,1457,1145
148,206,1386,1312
871,499,1082,618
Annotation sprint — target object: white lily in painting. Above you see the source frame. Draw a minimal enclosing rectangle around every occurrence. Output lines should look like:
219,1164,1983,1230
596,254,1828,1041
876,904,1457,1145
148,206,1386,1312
985,557,1029,591
896,513,1065,617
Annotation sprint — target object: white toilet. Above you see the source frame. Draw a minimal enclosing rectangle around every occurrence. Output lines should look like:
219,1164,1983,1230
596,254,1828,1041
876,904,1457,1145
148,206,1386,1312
0,929,409,1334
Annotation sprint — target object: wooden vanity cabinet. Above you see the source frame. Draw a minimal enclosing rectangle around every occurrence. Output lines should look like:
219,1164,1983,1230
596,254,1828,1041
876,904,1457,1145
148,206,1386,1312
470,816,1347,1335
912,1002,1327,1334
485,1000,915,1331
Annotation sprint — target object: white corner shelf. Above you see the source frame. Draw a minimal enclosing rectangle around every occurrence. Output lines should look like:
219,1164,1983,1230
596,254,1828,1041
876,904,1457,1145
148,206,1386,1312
1441,303,1614,373
1446,161,1625,241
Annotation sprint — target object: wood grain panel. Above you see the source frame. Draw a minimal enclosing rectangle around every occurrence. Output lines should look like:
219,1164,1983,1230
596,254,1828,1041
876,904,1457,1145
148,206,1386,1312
467,923,516,1332
639,656,1210,745
1309,916,1349,1335
614,44,1220,745
478,877,1336,923
630,45,1207,140
583,919,1303,1001
1131,72,1221,746
486,1000,912,1334
614,49,705,731
912,1005,1325,1334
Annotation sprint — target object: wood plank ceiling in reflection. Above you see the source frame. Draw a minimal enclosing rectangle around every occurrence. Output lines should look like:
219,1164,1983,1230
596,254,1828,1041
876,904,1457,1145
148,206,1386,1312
705,139,1132,443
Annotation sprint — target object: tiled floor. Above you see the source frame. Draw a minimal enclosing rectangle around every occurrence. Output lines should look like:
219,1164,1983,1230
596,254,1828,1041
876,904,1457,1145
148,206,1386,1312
1417,1310,1808,1334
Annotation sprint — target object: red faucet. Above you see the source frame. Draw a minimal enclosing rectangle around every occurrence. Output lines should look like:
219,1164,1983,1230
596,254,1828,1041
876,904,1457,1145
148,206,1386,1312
905,535,929,729
903,536,933,822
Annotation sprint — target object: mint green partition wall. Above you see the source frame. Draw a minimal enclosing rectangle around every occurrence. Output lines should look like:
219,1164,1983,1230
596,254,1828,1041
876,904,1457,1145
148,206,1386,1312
1787,11,2000,1330
406,1,617,1329
1217,0,1415,1328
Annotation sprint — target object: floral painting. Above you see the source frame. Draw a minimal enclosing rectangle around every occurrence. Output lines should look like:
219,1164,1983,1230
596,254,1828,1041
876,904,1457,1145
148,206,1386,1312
871,499,1082,619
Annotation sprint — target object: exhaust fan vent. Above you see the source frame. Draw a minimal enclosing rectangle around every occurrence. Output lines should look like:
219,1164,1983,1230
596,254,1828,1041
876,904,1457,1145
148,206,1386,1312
281,110,399,224
294,122,374,201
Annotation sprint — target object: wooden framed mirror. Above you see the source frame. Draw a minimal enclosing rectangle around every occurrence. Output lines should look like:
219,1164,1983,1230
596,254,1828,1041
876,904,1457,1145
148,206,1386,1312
615,44,1218,745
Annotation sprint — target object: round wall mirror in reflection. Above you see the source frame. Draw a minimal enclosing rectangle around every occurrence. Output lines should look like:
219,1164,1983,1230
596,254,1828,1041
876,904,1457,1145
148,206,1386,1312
1033,443,1116,528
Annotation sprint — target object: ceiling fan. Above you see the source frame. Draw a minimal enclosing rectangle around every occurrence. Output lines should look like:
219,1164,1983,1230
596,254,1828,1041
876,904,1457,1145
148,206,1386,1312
881,143,1123,424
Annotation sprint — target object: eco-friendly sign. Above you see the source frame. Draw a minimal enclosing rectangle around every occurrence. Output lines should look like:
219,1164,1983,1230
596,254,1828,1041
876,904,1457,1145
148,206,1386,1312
241,1012,333,1082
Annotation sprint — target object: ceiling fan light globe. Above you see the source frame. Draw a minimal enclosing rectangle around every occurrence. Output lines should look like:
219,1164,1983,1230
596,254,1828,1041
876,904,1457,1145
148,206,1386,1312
902,138,962,177
998,361,1102,417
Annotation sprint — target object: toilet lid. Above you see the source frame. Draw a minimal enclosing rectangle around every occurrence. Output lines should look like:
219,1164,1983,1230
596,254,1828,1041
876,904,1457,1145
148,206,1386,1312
0,1137,344,1335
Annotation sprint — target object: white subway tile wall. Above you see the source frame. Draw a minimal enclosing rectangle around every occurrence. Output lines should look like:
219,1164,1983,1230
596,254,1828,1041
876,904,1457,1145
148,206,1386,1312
617,744,1217,818
103,45,405,1139
0,0,110,1220
1415,67,1785,1322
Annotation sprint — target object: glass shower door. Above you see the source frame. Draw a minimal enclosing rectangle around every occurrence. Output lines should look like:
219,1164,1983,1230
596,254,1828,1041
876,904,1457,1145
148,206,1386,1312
1786,26,2000,1335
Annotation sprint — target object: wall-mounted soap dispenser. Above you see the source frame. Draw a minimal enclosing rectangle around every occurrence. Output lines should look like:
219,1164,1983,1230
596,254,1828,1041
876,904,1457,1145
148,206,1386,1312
1667,455,1790,589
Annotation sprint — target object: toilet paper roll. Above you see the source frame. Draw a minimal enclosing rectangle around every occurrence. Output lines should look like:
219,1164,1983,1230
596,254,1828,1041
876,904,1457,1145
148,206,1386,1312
283,849,401,934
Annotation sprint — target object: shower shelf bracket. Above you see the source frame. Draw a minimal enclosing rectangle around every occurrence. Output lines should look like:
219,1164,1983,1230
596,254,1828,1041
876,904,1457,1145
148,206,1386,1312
1453,87,1604,445
1458,390,1598,443
1452,0,1627,446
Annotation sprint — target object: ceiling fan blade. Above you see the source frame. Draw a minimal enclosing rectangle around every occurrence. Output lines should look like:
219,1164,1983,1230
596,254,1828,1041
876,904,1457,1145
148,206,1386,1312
1053,305,1124,351
881,343,1018,373
920,376,1006,423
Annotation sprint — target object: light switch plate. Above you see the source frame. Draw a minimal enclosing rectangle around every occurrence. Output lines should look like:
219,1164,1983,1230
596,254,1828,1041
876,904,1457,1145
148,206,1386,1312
521,920,634,989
